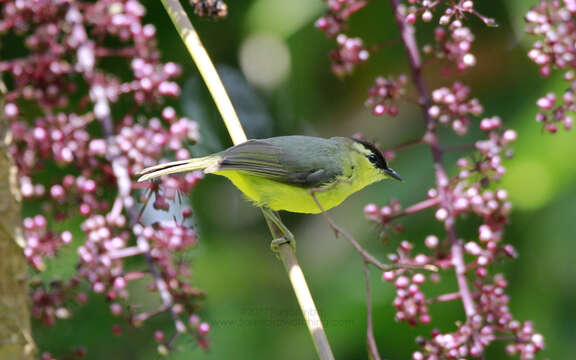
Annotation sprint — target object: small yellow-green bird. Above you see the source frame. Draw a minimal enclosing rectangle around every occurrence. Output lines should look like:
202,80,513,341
137,136,402,214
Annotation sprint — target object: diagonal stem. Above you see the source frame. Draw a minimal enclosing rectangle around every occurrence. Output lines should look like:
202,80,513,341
386,197,439,222
384,136,424,153
309,191,438,272
159,0,245,145
263,211,333,360
159,1,335,358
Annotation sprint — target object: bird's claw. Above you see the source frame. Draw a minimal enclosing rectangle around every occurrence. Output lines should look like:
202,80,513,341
270,236,296,255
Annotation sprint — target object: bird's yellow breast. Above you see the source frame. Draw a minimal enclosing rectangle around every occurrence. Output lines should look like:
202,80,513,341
214,151,383,214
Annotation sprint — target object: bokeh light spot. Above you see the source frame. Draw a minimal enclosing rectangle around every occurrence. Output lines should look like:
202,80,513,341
506,160,552,210
239,33,291,90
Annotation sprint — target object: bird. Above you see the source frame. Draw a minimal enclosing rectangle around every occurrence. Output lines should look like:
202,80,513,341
137,135,403,214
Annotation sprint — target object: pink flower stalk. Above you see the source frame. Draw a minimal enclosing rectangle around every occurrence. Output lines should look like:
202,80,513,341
1,0,207,356
319,0,545,358
526,0,576,132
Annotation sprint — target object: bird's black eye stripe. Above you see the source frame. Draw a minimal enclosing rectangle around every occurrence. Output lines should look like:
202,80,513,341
351,138,389,170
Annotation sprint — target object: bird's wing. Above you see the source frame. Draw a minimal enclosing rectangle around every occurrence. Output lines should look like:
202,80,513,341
215,137,343,188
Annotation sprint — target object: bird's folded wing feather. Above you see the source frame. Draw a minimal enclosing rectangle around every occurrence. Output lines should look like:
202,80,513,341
215,139,342,188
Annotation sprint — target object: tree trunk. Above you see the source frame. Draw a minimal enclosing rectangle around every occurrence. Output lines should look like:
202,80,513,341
0,91,34,358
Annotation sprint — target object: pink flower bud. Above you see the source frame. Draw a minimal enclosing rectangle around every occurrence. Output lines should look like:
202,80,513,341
563,116,573,130
545,122,557,133
189,314,200,326
502,129,517,142
162,106,177,121
363,203,378,216
395,276,410,289
435,208,448,221
422,11,433,22
61,231,73,244
93,282,105,293
198,322,211,335
142,24,156,38
380,206,392,217
373,104,386,116
4,102,19,118
110,303,123,315
400,240,413,251
113,277,126,289
414,254,429,265
383,271,395,282
425,235,439,248
412,273,426,284
154,330,165,342
428,105,440,118
536,96,554,110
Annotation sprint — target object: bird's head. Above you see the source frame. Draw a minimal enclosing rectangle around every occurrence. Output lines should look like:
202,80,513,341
350,138,403,182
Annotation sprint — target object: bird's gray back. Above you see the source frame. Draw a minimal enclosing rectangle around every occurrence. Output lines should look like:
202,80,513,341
219,136,346,187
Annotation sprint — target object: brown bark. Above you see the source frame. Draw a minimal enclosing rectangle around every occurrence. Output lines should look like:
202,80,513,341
0,88,35,359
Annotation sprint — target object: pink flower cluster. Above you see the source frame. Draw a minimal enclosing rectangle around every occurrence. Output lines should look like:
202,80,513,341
424,25,476,71
526,0,576,132
315,0,368,38
384,242,431,326
110,114,199,176
1,0,208,356
364,198,403,223
365,75,407,117
412,275,544,360
133,221,202,303
404,0,495,27
363,109,537,358
428,82,483,135
77,214,131,297
525,1,576,76
31,278,83,327
330,34,370,76
10,113,95,174
318,1,545,358
23,215,73,271
361,102,527,357
316,1,372,76
470,119,517,181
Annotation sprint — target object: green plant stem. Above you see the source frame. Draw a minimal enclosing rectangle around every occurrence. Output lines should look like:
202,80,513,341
159,0,245,145
159,1,334,358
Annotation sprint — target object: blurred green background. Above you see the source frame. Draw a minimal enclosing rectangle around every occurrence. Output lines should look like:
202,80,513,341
31,0,576,359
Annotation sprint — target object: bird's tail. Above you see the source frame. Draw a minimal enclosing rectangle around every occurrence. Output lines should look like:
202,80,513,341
137,155,221,182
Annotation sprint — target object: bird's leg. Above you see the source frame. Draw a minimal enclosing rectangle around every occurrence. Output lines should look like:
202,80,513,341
261,208,296,253
307,190,341,238
307,179,351,238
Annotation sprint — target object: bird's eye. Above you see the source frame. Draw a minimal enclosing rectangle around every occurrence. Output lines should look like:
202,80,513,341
367,154,377,164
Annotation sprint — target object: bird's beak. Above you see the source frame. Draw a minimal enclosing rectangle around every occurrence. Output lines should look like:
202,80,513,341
385,168,404,182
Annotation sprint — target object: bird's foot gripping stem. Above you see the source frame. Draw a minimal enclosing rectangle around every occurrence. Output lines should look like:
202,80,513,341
270,233,296,253
262,208,296,255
